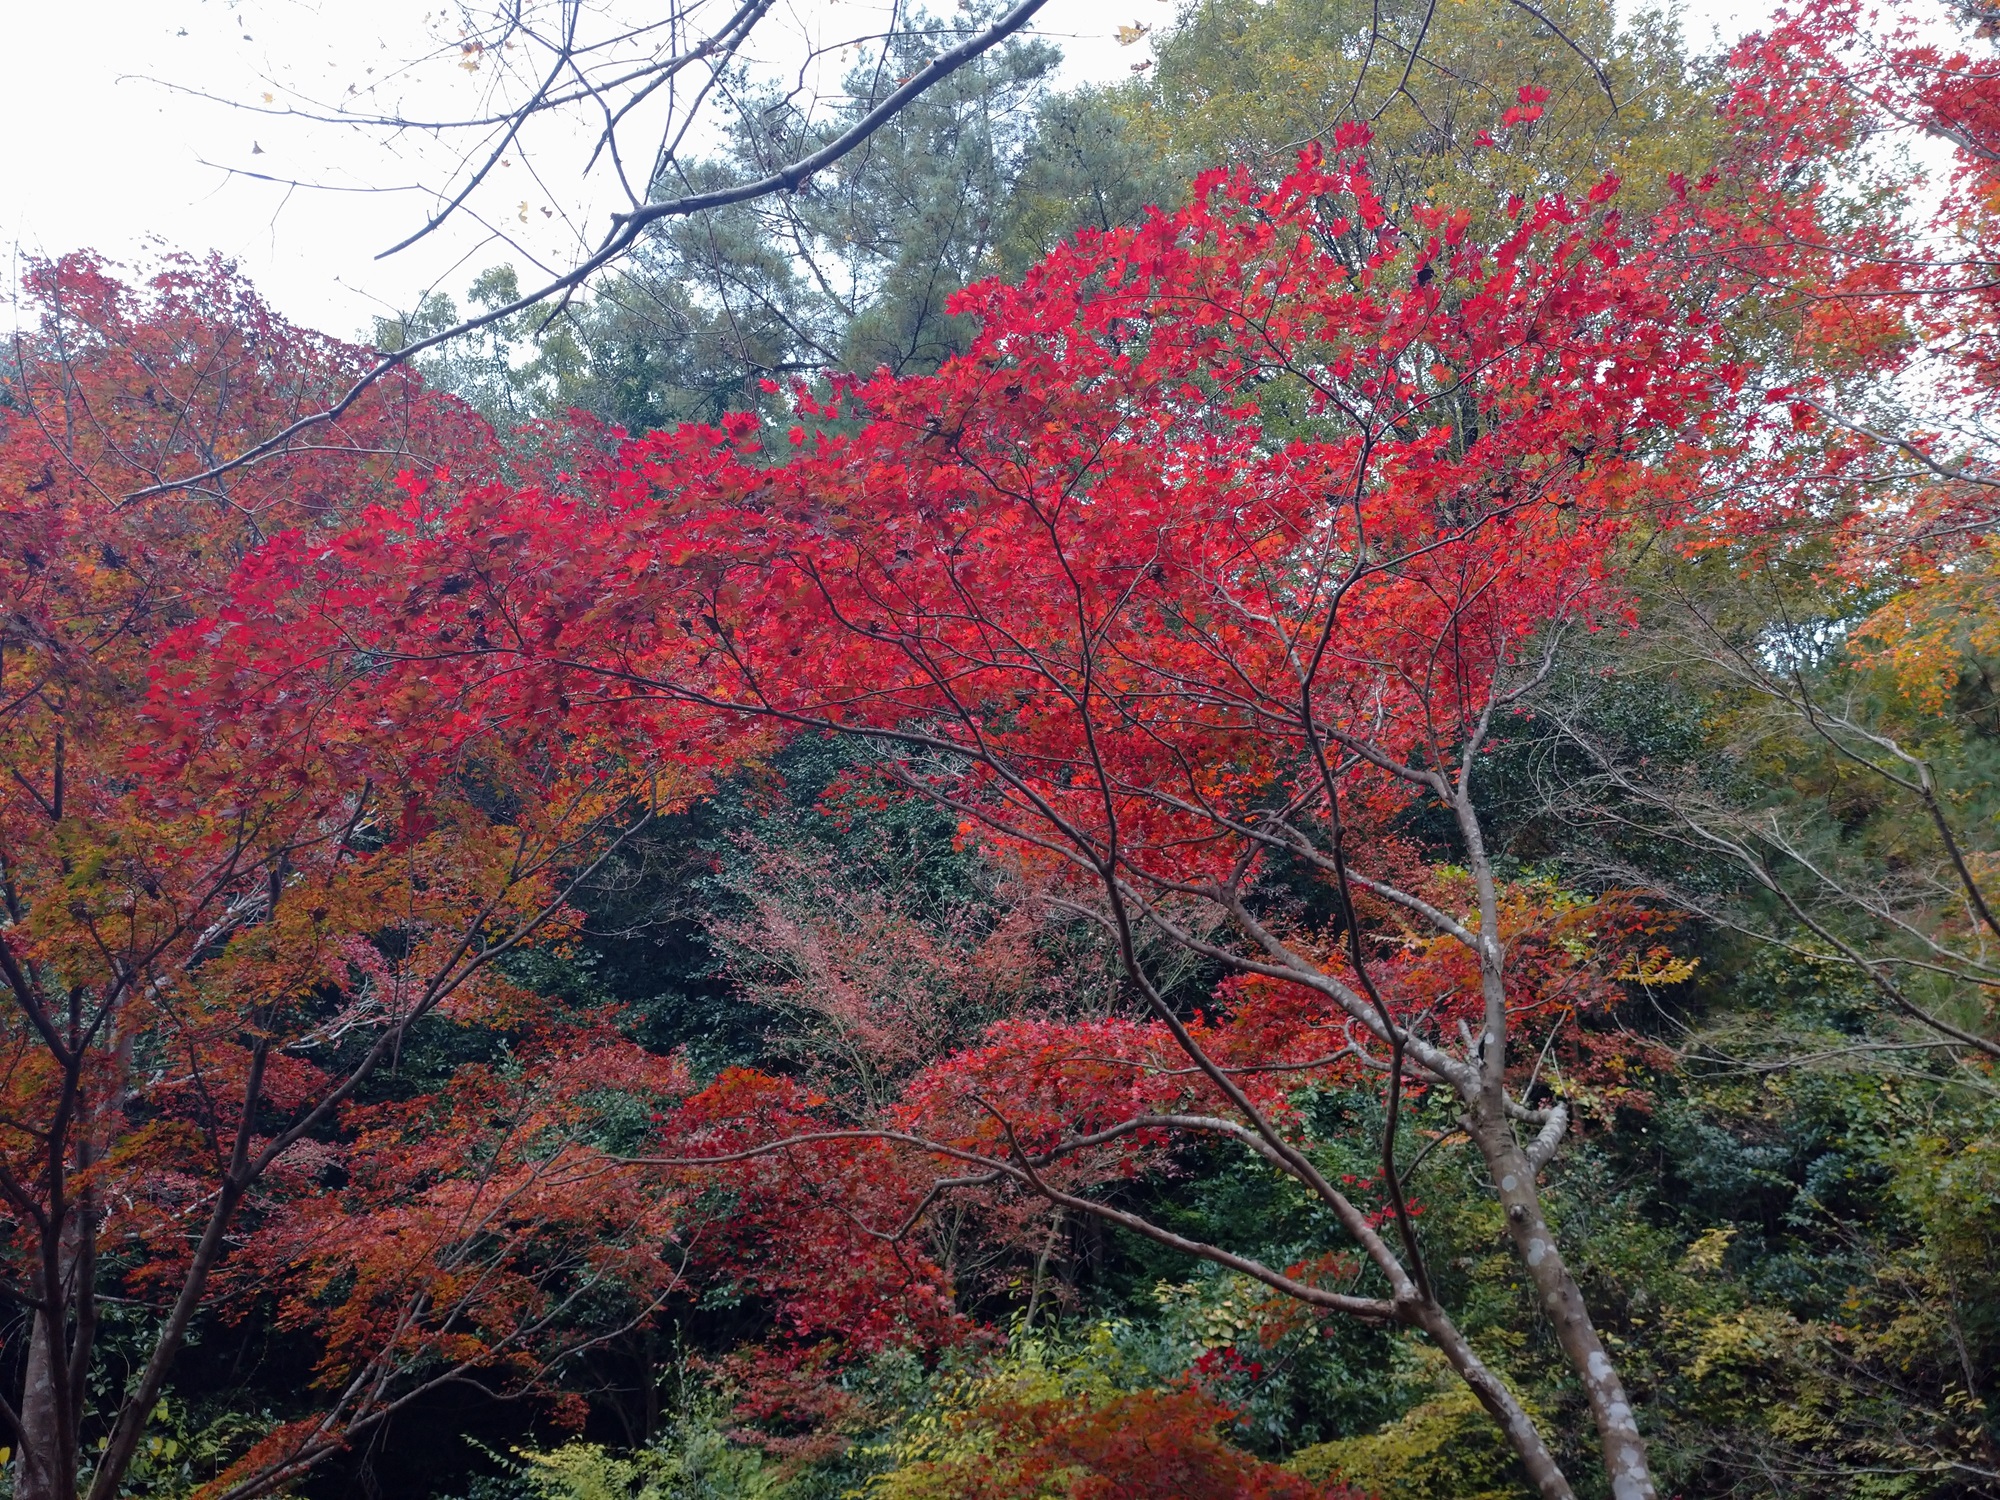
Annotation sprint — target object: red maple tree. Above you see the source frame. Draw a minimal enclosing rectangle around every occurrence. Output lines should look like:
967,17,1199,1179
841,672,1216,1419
173,133,1741,1497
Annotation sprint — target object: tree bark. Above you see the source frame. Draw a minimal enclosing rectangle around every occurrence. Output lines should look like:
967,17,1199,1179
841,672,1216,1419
1409,1296,1576,1500
1452,753,1659,1500
17,1303,76,1500
1467,1111,1656,1500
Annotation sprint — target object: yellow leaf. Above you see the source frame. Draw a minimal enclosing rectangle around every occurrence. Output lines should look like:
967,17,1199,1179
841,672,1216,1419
1614,947,1699,987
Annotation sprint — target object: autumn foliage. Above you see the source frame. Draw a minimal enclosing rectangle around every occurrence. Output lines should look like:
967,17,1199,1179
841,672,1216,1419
4,4,2000,1494
0,256,701,1500
123,130,1750,1500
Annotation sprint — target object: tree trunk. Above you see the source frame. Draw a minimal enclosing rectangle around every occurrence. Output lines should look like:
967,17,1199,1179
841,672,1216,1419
1467,1111,1657,1500
1409,1296,1577,1500
16,1305,76,1500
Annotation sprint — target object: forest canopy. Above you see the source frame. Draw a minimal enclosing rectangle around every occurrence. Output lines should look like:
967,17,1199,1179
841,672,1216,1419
2,1,1998,1498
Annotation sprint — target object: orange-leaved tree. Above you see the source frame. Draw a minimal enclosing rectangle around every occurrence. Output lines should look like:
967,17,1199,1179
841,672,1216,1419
0,256,711,1500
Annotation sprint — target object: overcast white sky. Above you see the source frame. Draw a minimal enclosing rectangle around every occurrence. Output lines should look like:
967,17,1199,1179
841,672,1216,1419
0,0,1759,341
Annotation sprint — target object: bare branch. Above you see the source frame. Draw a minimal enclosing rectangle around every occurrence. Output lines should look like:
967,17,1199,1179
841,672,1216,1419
119,0,1054,505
